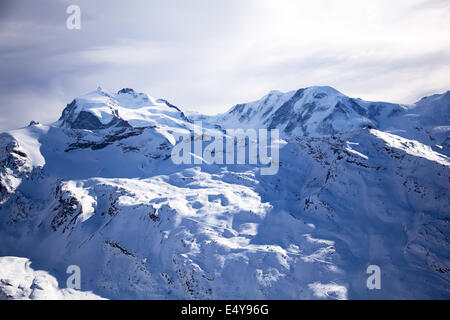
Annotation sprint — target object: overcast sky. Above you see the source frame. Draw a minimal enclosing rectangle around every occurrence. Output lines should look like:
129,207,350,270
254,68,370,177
0,0,449,130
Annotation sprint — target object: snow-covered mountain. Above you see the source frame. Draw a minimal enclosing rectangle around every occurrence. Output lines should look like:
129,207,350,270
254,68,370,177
0,86,449,299
199,86,402,135
200,86,449,152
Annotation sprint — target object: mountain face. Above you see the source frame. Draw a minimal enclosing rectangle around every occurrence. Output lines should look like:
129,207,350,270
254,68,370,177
0,86,449,299
202,86,402,136
202,86,449,152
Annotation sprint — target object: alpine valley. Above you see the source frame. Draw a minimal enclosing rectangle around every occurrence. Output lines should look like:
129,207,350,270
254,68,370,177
0,86,448,299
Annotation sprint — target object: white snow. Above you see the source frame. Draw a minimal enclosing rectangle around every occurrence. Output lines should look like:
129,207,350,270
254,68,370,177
0,257,105,300
8,126,47,168
308,282,348,300
370,129,450,167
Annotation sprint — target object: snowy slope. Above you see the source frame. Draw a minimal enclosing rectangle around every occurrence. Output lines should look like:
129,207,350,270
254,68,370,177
0,256,105,300
0,86,448,299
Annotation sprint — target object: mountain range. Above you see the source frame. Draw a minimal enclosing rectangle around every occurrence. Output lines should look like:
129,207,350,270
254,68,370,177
0,86,448,299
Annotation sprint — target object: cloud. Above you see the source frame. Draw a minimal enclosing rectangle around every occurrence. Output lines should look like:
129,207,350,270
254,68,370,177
0,0,449,130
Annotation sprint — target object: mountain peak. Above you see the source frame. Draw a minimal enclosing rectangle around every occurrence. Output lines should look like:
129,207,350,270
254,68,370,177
417,90,450,103
56,87,190,130
211,86,407,137
303,85,343,95
117,88,136,95
413,90,450,127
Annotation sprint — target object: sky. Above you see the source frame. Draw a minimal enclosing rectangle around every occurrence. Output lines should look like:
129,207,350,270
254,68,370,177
0,0,449,131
